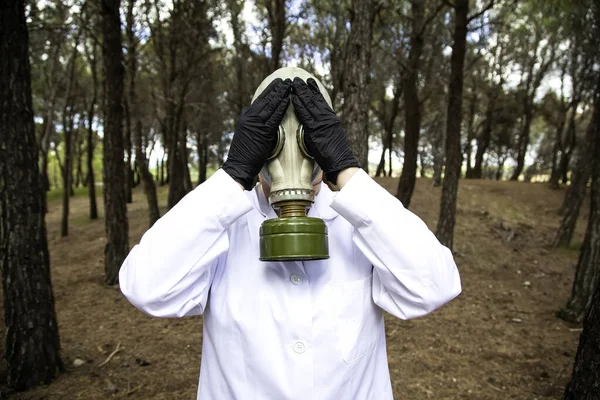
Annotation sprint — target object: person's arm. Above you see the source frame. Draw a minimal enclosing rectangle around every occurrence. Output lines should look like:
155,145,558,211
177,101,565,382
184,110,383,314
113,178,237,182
290,78,459,320
119,170,252,318
330,168,461,320
120,78,292,318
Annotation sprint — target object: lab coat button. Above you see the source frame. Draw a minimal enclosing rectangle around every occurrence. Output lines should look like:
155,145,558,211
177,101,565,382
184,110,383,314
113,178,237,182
290,274,302,285
293,341,306,354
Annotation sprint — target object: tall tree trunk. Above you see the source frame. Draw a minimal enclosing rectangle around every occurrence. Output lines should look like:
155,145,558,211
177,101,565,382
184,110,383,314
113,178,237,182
376,80,401,178
557,74,600,322
124,99,133,204
464,90,477,178
101,0,129,286
264,0,286,72
511,105,534,180
86,110,98,220
471,85,498,179
554,93,598,247
396,0,424,207
375,145,387,177
342,0,378,172
84,38,99,220
197,132,208,185
436,0,469,250
167,130,187,208
126,0,159,227
182,129,193,193
496,153,506,180
160,154,165,186
549,122,566,189
564,275,600,399
559,105,579,185
0,0,63,389
40,113,52,208
228,0,246,119
432,119,445,187
75,135,84,188
60,37,79,237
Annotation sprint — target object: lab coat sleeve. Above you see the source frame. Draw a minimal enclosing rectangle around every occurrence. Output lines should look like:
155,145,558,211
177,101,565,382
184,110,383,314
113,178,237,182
329,169,462,320
119,169,253,318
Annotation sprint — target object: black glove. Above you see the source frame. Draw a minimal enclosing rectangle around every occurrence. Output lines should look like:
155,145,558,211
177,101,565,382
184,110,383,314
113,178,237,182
291,77,360,185
223,78,292,190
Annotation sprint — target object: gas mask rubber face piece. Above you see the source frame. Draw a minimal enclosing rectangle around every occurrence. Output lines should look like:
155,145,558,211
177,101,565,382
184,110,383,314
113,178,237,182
252,67,332,261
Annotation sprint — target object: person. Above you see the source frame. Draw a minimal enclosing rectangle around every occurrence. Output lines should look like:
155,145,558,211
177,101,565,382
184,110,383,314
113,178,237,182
119,76,462,400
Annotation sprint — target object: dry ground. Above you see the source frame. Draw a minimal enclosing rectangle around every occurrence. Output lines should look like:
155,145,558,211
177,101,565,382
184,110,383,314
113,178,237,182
1,176,589,400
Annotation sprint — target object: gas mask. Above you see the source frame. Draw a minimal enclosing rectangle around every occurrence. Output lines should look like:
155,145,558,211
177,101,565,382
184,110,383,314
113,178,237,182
252,67,332,261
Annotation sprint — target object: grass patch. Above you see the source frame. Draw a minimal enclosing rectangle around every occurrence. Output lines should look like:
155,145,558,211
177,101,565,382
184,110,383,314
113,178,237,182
47,186,93,203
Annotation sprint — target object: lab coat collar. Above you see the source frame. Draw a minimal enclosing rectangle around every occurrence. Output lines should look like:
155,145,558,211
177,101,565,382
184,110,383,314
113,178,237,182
250,182,339,220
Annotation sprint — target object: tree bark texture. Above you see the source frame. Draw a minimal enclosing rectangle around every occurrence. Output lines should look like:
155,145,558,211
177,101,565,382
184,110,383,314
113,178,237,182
0,0,63,389
396,0,424,208
375,78,401,178
436,0,468,250
101,0,129,285
464,88,477,178
85,38,99,220
124,99,133,204
264,0,286,72
197,132,208,185
341,0,378,172
471,85,499,179
432,118,445,187
127,0,160,227
60,36,79,237
564,277,600,399
558,73,600,323
554,100,597,247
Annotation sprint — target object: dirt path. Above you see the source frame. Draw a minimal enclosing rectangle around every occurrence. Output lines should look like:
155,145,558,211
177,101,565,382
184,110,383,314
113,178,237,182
3,178,586,399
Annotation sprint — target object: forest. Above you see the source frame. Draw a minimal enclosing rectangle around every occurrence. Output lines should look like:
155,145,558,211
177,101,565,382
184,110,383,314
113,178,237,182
1,0,600,398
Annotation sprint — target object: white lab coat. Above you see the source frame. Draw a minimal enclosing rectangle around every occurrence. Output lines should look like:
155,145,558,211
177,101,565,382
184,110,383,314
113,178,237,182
119,168,461,400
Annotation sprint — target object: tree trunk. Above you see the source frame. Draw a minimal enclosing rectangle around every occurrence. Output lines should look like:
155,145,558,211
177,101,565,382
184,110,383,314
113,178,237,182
126,0,159,227
396,0,424,208
549,119,566,189
197,132,208,185
75,136,84,188
228,0,246,119
124,99,133,204
554,92,598,247
557,73,600,322
264,0,286,72
341,0,378,172
496,153,506,180
432,120,444,187
182,131,193,194
436,0,469,250
471,86,498,179
60,37,79,237
559,105,579,185
101,0,129,286
564,276,600,399
167,130,187,208
464,90,477,178
0,0,63,389
87,109,98,220
160,155,165,186
375,145,387,177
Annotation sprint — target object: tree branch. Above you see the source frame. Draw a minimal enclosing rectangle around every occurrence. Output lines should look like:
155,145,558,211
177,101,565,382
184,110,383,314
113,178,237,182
468,0,495,22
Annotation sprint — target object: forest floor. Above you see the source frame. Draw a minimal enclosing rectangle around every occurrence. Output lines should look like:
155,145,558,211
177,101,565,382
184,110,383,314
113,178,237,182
1,176,589,400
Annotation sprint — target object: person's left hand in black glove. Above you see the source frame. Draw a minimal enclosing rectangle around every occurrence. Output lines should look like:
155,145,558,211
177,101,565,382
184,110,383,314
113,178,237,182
290,77,360,191
223,78,292,190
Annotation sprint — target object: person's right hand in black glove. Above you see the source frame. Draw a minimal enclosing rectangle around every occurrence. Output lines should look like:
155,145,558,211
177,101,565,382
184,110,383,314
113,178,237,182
290,77,360,187
223,78,292,190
